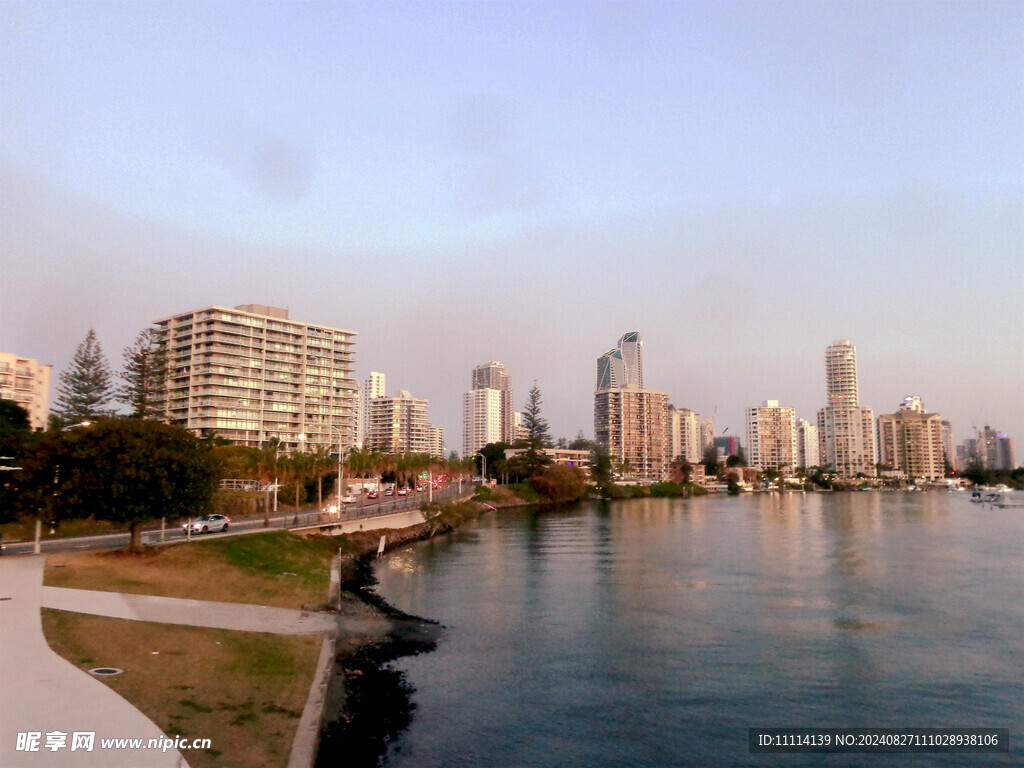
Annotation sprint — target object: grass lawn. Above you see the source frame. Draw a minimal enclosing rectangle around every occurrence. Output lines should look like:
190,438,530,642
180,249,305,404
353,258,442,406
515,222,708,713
40,531,347,767
42,610,322,768
45,531,342,608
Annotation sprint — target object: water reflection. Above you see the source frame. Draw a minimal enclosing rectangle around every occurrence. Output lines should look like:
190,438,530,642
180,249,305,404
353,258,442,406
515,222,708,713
371,493,1024,768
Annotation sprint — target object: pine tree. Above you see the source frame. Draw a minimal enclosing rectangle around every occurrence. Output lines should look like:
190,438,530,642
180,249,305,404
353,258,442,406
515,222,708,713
118,328,166,418
523,382,551,448
521,382,552,475
55,329,114,423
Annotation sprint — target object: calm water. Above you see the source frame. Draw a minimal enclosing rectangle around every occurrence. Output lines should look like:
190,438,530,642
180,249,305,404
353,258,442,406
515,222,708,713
373,493,1023,767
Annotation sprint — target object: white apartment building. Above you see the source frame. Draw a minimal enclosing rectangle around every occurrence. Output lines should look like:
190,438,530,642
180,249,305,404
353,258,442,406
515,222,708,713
817,339,876,477
153,304,357,452
464,388,503,457
361,371,386,443
365,389,437,454
796,418,820,470
428,424,445,458
0,352,52,430
667,405,702,464
472,361,514,443
745,400,797,472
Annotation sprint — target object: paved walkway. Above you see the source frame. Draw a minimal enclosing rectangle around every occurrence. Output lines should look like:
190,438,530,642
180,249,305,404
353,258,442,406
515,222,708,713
40,587,342,634
2,556,392,768
0,557,186,767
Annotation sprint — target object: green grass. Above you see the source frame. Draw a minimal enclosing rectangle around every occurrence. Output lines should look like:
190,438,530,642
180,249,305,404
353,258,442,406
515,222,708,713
45,530,342,609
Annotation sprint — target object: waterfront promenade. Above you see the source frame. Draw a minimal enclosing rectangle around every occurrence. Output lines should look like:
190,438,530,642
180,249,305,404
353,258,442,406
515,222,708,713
0,504,439,768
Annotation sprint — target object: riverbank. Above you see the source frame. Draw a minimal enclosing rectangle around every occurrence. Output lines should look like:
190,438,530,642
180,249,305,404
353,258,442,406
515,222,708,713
314,499,492,768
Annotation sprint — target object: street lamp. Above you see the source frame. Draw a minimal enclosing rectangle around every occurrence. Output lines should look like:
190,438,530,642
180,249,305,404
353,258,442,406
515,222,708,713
330,426,349,505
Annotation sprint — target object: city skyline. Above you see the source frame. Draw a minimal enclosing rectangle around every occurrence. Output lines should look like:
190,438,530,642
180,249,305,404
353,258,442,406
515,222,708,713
1,2,1021,452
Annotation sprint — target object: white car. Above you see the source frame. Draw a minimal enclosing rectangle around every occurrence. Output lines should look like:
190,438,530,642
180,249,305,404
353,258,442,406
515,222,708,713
340,494,357,504
182,514,231,534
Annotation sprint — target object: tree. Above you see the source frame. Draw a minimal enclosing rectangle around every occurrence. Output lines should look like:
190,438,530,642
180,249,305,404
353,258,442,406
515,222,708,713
520,383,552,476
55,329,114,424
1,400,35,522
17,419,220,552
703,444,720,476
589,442,614,491
0,399,32,457
117,328,166,418
531,463,587,503
568,431,590,451
522,383,551,448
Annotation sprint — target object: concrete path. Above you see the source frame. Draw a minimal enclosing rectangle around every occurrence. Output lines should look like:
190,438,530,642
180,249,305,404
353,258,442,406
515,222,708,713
40,587,343,635
0,556,186,767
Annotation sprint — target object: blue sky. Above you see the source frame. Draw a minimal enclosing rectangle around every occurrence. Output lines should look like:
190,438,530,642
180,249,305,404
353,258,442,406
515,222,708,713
2,1,1021,453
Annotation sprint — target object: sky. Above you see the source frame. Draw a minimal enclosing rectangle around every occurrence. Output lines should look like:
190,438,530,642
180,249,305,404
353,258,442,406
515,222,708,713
2,1,1022,455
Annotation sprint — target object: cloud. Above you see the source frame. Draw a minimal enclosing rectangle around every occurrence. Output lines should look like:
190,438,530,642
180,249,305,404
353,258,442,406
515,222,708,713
250,137,314,203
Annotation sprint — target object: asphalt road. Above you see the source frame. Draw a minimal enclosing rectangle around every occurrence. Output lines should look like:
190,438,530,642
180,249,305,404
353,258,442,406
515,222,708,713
1,485,466,557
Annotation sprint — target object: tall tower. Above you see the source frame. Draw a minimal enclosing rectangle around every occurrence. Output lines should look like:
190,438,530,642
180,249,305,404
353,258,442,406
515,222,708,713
825,339,859,407
817,339,876,478
463,361,513,455
594,331,668,481
471,361,513,443
617,331,643,389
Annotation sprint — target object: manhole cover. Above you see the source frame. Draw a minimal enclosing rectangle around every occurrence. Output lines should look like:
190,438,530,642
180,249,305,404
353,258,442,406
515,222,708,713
88,668,123,676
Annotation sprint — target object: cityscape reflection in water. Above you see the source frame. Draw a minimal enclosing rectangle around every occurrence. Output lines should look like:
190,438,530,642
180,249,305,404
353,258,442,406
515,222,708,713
372,493,1023,767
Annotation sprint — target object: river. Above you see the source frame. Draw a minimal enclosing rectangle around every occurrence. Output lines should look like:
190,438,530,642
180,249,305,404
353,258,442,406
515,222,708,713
370,492,1023,767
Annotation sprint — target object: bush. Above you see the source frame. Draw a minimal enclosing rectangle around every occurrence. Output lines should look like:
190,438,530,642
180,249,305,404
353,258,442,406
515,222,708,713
530,465,587,503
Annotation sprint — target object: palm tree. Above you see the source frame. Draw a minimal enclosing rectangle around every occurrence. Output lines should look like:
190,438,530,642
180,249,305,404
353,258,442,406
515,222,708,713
247,438,281,527
285,450,313,510
309,445,334,509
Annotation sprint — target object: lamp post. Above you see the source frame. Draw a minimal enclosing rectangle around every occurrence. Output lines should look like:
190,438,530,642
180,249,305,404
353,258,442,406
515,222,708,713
330,426,348,507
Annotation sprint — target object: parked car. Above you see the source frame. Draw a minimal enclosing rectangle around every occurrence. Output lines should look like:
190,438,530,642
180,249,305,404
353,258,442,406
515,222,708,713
340,494,357,504
182,514,231,534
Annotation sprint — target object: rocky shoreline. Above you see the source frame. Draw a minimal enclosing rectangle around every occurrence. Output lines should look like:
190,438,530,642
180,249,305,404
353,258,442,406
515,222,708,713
313,501,485,768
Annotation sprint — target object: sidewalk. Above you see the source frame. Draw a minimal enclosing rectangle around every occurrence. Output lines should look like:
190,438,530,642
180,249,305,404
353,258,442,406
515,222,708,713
0,556,186,767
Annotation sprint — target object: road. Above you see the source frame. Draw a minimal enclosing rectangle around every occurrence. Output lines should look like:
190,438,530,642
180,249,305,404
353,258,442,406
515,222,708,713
2,484,467,557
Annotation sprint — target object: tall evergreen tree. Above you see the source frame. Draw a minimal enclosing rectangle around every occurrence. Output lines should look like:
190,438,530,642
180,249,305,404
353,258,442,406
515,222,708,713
118,328,166,418
523,382,551,448
55,329,113,423
521,383,552,476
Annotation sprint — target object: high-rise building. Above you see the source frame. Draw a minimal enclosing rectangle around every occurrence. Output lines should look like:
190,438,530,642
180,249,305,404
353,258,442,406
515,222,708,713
470,361,513,443
153,304,357,452
0,352,52,430
745,400,797,472
361,371,386,443
667,405,702,464
596,331,643,390
877,397,945,481
817,339,876,477
463,388,503,457
463,361,514,456
365,389,438,454
428,424,445,458
796,419,820,470
701,416,715,452
594,331,668,481
941,420,954,471
964,425,1017,471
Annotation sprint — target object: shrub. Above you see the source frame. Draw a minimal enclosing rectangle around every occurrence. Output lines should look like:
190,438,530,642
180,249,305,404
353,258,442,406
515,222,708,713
530,464,587,503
